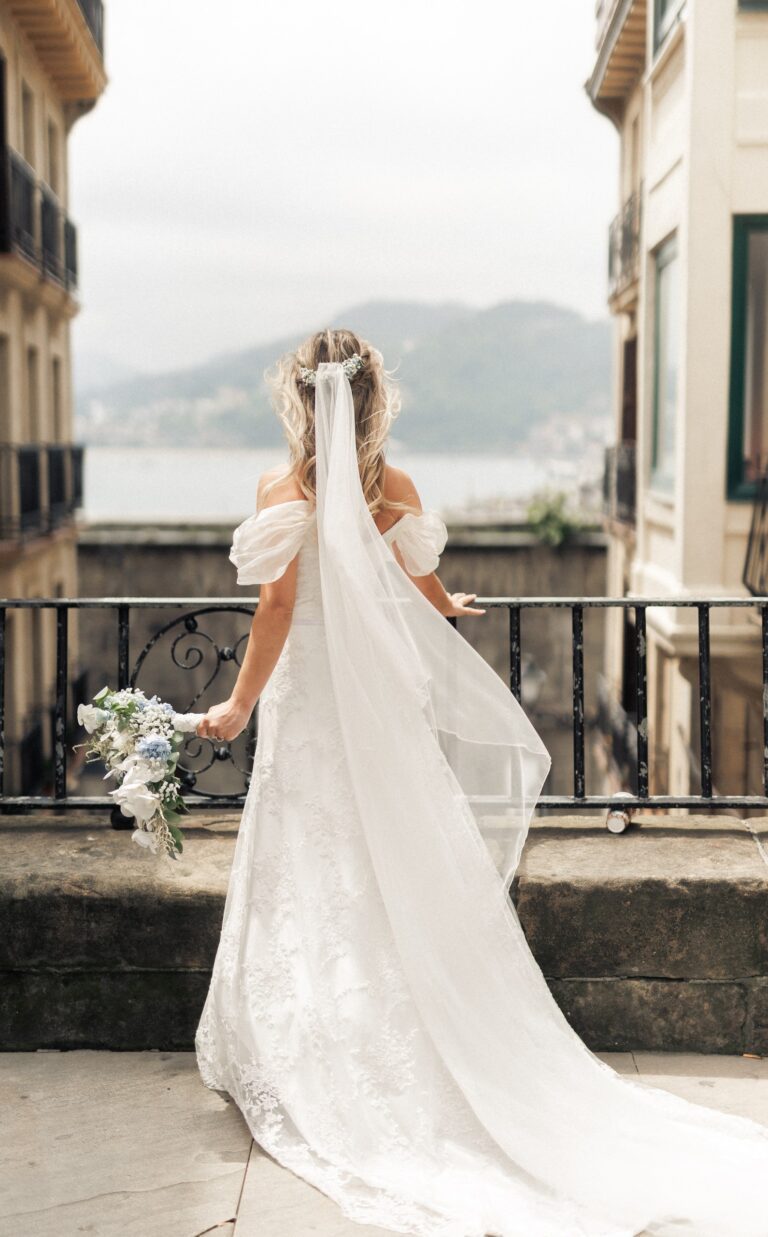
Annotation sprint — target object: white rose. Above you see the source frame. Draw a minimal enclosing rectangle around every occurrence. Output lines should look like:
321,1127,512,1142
113,755,163,782
111,768,161,824
77,703,110,734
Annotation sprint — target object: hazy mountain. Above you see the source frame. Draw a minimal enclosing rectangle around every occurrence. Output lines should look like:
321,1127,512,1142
75,299,610,452
73,350,144,396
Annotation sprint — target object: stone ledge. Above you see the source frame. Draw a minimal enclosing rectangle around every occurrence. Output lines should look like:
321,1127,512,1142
1,812,767,1052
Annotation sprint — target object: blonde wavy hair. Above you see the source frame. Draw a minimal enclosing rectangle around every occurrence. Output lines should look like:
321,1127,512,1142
263,328,408,516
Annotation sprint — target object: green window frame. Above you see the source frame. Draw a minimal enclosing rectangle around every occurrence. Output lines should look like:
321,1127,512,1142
727,216,768,500
650,234,680,495
653,0,684,53
739,1,768,10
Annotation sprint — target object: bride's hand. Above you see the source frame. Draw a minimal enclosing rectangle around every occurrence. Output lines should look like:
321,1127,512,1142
444,592,486,618
197,698,252,743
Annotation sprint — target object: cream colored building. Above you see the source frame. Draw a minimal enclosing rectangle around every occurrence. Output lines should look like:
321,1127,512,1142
588,0,768,803
0,1,106,792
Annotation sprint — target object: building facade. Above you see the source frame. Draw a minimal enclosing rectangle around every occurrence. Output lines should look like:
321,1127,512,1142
588,0,768,803
0,1,106,792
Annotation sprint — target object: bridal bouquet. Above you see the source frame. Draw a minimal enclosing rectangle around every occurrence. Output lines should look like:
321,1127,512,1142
76,686,203,859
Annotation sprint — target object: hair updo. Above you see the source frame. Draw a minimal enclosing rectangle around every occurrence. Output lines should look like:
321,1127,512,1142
264,328,402,514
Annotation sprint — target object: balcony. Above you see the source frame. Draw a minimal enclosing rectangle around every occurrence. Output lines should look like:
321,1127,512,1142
608,186,642,304
602,441,636,526
0,443,85,542
7,151,36,261
5,0,106,102
0,151,78,296
587,0,647,122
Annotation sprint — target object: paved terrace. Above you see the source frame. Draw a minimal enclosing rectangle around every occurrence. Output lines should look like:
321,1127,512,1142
2,810,768,1234
2,1049,767,1236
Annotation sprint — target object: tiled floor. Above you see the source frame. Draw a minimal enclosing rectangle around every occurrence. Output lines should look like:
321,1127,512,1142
2,1050,767,1236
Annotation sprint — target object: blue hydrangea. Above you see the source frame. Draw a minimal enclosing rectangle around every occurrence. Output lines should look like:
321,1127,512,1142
137,735,172,762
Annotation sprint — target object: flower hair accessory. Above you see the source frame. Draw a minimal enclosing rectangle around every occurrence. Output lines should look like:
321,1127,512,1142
298,353,364,387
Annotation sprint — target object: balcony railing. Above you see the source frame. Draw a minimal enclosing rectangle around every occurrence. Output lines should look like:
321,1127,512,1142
0,444,85,540
602,441,636,525
76,0,105,54
608,187,642,300
40,185,64,284
0,152,78,292
64,219,78,289
7,151,36,260
1,596,768,816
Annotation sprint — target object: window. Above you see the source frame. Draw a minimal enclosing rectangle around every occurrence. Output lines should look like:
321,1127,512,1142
0,334,9,430
727,217,768,498
650,236,680,494
21,81,34,166
51,356,63,440
25,345,40,440
654,0,684,52
47,118,59,195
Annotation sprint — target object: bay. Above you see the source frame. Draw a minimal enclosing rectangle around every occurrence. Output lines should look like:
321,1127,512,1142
83,445,554,523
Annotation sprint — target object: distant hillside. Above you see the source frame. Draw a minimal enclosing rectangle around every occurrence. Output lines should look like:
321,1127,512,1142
75,299,611,452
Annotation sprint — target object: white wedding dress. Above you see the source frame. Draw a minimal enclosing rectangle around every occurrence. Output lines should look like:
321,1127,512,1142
196,365,768,1237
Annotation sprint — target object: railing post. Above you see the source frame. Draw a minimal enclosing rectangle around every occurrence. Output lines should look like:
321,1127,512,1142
697,603,712,797
508,605,521,702
0,606,5,797
54,604,68,800
117,604,130,689
572,603,585,798
756,606,761,796
634,603,648,796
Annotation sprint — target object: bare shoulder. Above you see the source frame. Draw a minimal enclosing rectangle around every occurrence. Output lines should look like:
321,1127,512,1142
257,466,306,511
382,464,423,512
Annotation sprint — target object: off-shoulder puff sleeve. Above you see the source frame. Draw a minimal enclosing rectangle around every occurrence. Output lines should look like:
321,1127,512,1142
387,509,448,576
229,500,315,585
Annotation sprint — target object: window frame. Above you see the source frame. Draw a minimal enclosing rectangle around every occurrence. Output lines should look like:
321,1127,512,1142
653,0,685,54
650,233,680,497
727,215,768,500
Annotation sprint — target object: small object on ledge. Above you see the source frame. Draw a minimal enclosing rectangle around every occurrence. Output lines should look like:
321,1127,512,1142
606,791,635,835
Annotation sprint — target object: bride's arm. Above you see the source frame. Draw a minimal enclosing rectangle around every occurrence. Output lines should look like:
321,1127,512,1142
198,474,301,743
384,466,485,620
197,565,297,742
393,542,485,618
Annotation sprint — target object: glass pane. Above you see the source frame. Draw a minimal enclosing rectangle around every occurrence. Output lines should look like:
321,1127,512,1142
742,229,768,483
656,0,680,44
652,246,679,488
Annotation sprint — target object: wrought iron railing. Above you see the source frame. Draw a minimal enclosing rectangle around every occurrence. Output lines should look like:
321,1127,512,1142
602,441,636,525
64,218,78,290
608,186,642,299
2,596,768,815
40,184,63,284
6,150,36,260
0,444,85,540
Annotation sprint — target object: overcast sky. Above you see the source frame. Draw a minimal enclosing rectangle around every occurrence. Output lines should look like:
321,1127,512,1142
68,0,618,377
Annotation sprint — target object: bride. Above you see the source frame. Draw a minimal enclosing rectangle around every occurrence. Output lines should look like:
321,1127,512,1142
194,329,768,1237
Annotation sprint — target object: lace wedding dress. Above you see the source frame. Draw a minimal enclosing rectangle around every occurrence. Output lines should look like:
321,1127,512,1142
196,365,768,1237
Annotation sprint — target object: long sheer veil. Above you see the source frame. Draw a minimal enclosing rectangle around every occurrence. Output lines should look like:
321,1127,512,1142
313,361,551,898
